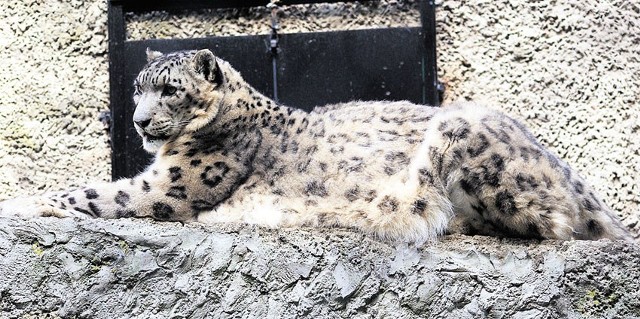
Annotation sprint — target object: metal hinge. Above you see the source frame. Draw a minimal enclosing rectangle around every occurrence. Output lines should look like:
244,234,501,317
268,0,281,102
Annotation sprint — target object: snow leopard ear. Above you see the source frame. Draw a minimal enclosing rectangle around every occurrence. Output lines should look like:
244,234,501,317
145,48,163,62
191,49,224,86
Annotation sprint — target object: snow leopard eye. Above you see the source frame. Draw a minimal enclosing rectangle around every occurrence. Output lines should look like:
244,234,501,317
162,84,177,97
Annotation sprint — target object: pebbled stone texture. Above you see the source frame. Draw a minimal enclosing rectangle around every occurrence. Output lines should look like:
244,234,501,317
0,217,638,318
1,0,638,238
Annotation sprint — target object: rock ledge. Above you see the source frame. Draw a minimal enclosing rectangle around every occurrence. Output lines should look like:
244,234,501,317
0,217,638,318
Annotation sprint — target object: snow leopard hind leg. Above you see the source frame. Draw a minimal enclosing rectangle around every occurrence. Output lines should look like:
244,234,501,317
408,103,631,241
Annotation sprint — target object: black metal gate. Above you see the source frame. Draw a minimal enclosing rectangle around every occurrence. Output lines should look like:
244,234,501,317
108,0,441,179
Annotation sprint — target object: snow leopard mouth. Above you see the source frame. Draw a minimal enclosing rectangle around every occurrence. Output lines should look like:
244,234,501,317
143,132,170,141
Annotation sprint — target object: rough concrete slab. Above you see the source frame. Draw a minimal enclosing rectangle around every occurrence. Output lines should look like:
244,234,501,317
0,217,638,318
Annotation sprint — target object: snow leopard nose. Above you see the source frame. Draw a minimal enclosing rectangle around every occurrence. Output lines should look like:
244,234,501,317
135,119,151,128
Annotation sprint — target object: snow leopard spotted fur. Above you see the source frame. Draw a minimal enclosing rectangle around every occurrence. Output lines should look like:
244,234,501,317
0,49,631,243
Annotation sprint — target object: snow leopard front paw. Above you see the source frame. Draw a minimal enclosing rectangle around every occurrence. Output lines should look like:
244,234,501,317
0,197,82,219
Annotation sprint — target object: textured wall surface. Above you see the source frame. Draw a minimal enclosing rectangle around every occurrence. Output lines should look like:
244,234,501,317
0,1,637,236
125,2,420,39
0,1,637,238
436,0,640,237
0,0,111,196
1,217,639,318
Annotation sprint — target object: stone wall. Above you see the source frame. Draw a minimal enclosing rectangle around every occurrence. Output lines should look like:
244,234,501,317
0,0,111,196
0,1,637,238
1,217,639,318
436,0,640,237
